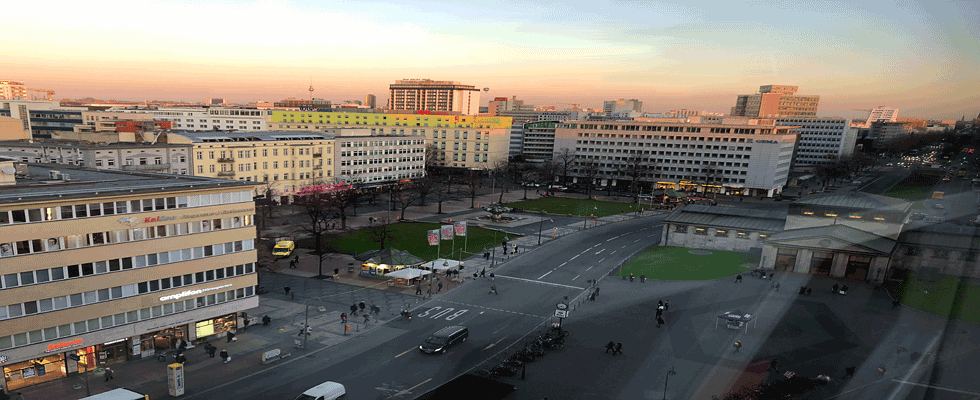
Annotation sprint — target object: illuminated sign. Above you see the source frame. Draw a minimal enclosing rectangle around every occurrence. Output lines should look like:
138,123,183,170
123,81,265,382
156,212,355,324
46,338,83,352
0,355,8,364
159,284,234,301
144,216,176,223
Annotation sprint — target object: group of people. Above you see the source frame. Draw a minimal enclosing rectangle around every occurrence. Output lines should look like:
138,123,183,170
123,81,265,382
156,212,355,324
832,283,850,295
604,341,624,355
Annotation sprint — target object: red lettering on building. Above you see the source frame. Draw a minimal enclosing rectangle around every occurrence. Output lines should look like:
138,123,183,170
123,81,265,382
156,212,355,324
47,338,83,352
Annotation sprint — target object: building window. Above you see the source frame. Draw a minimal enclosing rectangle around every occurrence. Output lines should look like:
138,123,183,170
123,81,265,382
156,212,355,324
674,225,688,233
715,229,728,237
693,227,708,236
932,248,949,259
736,231,749,239
905,246,920,256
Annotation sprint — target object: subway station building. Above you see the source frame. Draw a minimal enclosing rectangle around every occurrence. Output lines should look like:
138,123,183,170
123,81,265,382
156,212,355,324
0,159,258,391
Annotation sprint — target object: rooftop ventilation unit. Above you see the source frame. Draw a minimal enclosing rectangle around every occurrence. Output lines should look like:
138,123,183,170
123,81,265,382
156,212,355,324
49,170,61,179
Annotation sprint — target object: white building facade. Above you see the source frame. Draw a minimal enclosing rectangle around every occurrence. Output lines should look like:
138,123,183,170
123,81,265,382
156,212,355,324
773,117,856,168
113,108,268,131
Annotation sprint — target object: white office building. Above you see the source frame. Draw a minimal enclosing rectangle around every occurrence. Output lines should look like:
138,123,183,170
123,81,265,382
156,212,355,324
772,117,857,168
112,108,268,131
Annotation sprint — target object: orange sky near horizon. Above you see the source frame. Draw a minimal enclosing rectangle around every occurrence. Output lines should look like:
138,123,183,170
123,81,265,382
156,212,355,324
3,0,978,120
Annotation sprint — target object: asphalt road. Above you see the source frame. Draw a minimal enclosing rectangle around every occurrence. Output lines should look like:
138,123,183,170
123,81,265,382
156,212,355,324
198,216,663,400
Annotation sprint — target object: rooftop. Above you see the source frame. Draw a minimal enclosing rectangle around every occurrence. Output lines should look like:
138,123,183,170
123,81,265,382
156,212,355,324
170,130,334,143
791,192,911,212
0,163,254,204
664,204,787,232
766,224,898,254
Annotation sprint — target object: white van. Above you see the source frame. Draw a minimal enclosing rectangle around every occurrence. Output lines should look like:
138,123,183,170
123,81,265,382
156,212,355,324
295,381,346,400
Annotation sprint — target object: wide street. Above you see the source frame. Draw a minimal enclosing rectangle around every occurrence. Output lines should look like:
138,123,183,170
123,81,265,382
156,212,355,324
190,216,663,400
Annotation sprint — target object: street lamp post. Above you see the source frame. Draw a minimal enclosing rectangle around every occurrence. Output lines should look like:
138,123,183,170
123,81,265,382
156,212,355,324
538,217,552,245
663,366,677,400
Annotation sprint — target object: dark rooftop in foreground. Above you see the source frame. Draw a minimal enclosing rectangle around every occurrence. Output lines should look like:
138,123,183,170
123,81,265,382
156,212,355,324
664,204,787,232
0,162,255,204
791,192,911,211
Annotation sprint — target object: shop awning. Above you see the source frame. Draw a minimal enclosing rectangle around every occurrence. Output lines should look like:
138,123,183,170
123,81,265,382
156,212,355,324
422,258,462,273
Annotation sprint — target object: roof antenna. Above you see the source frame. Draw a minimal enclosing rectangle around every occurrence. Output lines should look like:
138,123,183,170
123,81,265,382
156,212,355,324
309,76,314,101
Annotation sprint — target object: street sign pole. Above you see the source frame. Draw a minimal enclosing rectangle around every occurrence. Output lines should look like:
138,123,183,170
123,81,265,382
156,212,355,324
68,354,89,396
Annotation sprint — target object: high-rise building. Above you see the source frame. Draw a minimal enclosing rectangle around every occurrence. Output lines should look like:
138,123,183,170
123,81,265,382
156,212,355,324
730,85,819,118
0,81,28,100
603,99,643,117
522,121,560,162
0,100,85,139
866,107,898,124
488,96,535,116
365,94,377,109
0,158,258,391
772,117,857,168
388,79,481,115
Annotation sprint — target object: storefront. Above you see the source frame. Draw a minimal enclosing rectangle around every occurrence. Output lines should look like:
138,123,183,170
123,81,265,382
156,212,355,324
2,344,94,391
194,313,237,341
139,325,188,358
96,339,129,366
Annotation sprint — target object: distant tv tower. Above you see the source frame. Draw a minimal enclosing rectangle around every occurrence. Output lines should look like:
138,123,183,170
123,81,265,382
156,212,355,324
308,78,314,101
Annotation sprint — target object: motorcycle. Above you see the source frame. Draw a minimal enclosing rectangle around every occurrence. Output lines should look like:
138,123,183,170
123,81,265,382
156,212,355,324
400,309,412,322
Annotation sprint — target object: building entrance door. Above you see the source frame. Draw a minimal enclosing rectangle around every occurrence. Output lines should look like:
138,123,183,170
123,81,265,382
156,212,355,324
845,255,872,281
775,248,797,271
810,251,834,276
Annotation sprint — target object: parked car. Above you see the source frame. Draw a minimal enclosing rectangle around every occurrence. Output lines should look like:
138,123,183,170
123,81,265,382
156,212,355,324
295,381,345,400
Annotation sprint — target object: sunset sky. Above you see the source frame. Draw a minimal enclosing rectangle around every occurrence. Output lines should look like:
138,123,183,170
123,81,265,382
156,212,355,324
3,0,978,119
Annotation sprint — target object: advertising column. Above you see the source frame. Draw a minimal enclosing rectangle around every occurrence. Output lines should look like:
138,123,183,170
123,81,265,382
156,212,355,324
168,362,185,396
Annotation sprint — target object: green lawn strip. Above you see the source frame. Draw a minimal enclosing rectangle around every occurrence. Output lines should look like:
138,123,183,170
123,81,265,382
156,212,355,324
618,246,758,280
884,186,935,201
507,197,649,218
298,222,519,262
898,273,980,323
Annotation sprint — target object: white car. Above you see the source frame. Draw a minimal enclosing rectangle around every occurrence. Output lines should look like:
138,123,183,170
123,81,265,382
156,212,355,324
296,381,346,400
933,204,945,209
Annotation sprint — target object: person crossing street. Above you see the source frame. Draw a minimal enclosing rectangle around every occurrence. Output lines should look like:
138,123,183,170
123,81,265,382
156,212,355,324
489,285,498,294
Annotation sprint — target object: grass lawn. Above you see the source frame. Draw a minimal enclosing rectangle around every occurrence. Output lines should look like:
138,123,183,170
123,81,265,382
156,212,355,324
895,272,980,323
507,197,650,218
618,246,758,280
298,222,520,262
884,173,940,201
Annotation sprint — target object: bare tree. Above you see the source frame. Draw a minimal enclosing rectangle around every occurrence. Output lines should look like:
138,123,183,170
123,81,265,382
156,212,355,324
294,190,334,278
390,182,421,220
325,188,362,230
698,163,723,190
414,175,435,206
431,177,457,214
554,148,578,185
252,180,279,230
536,160,559,194
619,153,654,197
577,157,599,198
463,169,481,208
367,214,398,249
424,143,445,175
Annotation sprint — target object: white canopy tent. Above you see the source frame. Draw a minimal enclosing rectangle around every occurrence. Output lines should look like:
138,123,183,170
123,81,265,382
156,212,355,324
385,268,431,280
715,310,758,333
423,258,462,274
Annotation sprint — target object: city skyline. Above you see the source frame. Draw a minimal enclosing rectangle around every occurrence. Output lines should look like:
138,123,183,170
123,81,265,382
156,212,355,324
3,0,978,119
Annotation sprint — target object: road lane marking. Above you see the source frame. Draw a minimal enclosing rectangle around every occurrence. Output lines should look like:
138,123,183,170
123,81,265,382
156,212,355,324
538,271,553,279
598,257,605,263
570,254,580,260
559,262,567,267
395,347,416,358
572,274,580,280
432,299,547,318
585,266,593,271
889,379,980,396
484,336,509,350
595,249,606,255
395,378,432,396
500,275,584,289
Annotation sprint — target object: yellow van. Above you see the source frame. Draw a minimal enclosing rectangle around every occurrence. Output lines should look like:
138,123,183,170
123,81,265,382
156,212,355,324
272,240,295,258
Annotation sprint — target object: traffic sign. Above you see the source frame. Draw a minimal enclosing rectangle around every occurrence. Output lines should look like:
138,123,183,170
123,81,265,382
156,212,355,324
554,309,568,318
556,302,568,311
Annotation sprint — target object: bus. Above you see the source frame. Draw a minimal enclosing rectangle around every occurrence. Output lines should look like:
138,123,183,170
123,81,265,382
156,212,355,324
80,388,149,400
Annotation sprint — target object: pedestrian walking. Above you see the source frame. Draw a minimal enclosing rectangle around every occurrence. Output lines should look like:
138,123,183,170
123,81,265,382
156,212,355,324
334,268,340,276
769,272,774,280
656,308,663,318
733,340,742,353
294,255,299,266
289,259,296,269
437,282,444,292
350,304,358,315
664,300,670,311
426,287,433,297
359,301,366,312
220,349,230,364
605,341,616,353
176,353,187,364
207,344,216,358
284,286,291,295
875,366,886,379
489,272,495,281
768,359,779,372
656,316,665,328
735,274,742,283
832,283,840,294
371,305,380,314
481,268,486,278
658,300,664,308
613,342,623,355
262,315,271,326
629,273,634,282
892,299,900,309
844,366,856,378
341,313,347,323
243,317,250,331
773,282,780,291
363,313,370,323
799,285,807,295
490,285,498,294
806,287,812,296
841,285,849,294
104,367,114,381
416,283,422,295
226,331,235,343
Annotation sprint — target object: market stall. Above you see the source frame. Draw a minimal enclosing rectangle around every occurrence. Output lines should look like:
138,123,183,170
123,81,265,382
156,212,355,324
355,248,425,277
385,268,431,286
716,310,757,333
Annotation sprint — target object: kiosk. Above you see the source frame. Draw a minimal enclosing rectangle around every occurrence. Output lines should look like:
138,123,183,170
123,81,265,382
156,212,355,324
716,310,757,333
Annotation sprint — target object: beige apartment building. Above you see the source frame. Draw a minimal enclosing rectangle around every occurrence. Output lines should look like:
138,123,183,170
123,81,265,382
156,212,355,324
388,79,481,115
332,129,425,185
268,111,512,170
0,159,258,392
731,85,820,118
0,117,28,141
167,130,335,201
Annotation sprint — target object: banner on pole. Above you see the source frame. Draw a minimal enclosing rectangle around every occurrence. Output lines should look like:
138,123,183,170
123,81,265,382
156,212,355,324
427,229,439,246
454,221,467,237
440,225,454,240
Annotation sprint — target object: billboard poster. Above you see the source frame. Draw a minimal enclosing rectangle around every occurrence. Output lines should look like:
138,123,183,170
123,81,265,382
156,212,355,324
454,221,467,236
440,225,454,240
427,229,439,246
